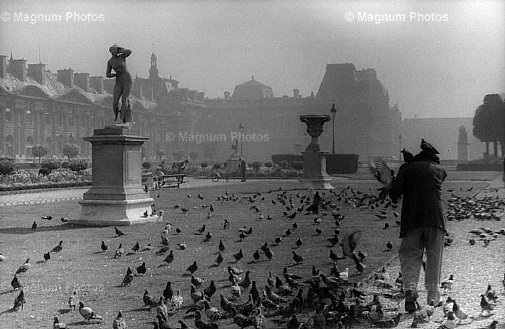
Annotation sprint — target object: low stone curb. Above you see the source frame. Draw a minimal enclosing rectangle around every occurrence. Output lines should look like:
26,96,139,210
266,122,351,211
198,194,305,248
0,195,83,207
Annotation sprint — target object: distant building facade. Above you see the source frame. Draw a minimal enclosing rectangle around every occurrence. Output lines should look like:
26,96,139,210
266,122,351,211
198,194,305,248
1,52,402,164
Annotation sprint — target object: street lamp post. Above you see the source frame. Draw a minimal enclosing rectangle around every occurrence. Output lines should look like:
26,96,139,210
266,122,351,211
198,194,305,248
399,133,402,162
330,104,337,154
238,123,244,157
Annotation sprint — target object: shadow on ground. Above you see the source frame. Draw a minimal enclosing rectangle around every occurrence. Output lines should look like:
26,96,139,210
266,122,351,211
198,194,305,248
0,223,86,235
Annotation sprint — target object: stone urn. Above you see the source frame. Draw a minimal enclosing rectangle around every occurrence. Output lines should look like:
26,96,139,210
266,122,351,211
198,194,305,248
300,115,331,152
299,114,333,189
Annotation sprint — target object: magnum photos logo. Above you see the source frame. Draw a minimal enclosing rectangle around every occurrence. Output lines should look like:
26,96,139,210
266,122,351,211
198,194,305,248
165,131,270,143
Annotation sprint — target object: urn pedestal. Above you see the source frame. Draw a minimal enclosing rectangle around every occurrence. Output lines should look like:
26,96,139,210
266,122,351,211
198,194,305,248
299,115,334,190
72,126,161,226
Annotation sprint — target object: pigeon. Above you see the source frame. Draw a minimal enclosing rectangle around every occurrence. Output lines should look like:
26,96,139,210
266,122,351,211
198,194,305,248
420,138,439,155
13,289,26,311
114,243,124,258
401,148,414,163
232,249,244,262
11,274,21,290
177,243,187,250
68,291,77,310
163,281,174,301
203,280,217,299
252,250,261,262
203,231,212,242
386,241,393,251
121,267,134,286
161,236,169,246
53,316,67,329
113,310,127,329
197,224,206,234
191,275,205,288
52,240,63,253
171,289,184,309
100,241,108,252
162,250,175,265
369,157,393,186
15,258,30,274
186,261,198,274
0,253,4,261
137,262,147,275
143,289,156,307
292,250,303,264
41,215,53,220
295,238,303,248
264,246,274,260
43,251,51,262
441,274,454,291
480,294,495,315
114,227,125,237
218,240,226,252
215,252,224,266
60,217,68,223
32,221,38,230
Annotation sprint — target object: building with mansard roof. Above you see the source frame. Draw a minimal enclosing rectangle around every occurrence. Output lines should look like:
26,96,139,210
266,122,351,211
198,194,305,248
0,50,402,165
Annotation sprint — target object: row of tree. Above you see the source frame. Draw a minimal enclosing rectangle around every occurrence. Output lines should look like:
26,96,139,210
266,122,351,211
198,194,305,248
31,143,81,163
473,94,505,158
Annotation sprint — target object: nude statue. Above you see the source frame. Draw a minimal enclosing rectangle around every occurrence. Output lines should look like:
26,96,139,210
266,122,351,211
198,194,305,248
106,44,133,124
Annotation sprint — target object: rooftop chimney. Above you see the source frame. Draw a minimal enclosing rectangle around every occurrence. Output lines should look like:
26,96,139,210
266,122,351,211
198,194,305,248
89,76,104,93
8,58,27,81
57,69,74,88
0,55,7,79
74,72,90,91
27,63,47,85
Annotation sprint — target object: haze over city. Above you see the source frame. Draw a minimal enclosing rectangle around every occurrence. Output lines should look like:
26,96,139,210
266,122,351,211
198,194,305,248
1,0,504,118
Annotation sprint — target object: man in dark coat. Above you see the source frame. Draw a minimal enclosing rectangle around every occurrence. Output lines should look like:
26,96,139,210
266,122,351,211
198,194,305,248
389,139,447,312
307,191,321,214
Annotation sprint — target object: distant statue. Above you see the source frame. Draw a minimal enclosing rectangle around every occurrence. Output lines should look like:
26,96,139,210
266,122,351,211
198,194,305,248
106,44,133,124
231,138,239,155
458,125,468,143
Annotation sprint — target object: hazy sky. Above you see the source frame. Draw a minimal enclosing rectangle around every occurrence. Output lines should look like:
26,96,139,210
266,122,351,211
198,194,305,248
1,0,504,118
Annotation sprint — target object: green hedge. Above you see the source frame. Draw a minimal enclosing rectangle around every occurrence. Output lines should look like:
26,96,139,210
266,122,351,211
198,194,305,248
326,154,359,174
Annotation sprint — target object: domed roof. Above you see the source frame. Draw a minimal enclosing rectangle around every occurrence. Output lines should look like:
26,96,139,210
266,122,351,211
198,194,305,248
232,75,274,100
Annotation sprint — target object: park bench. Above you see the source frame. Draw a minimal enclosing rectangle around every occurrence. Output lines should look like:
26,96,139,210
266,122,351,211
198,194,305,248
160,174,186,188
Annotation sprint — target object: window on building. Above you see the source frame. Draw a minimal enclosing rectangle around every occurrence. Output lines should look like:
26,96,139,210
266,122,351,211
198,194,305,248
5,108,13,121
69,116,75,127
45,113,51,125
59,115,64,126
26,110,33,124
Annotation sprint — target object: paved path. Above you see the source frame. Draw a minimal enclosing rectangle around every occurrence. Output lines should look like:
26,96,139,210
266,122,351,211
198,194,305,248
0,178,302,207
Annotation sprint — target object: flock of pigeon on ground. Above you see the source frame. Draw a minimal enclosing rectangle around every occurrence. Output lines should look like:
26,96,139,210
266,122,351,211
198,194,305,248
1,177,505,329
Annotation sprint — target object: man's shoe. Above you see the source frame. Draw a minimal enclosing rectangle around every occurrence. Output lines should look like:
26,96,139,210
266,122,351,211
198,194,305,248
404,290,418,313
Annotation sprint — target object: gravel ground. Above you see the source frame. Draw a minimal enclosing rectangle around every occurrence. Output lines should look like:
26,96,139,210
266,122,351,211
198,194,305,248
0,172,502,329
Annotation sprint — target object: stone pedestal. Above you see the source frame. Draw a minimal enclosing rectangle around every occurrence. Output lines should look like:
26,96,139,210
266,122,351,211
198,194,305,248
299,151,334,189
73,126,161,226
227,155,242,172
299,114,333,190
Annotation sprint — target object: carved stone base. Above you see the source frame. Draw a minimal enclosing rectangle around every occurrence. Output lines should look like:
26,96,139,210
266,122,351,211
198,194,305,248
72,198,161,226
299,151,334,190
75,126,154,226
